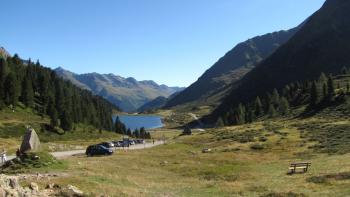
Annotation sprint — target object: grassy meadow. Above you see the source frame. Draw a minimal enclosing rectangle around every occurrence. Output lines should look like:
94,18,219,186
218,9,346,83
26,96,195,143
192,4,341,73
8,114,350,197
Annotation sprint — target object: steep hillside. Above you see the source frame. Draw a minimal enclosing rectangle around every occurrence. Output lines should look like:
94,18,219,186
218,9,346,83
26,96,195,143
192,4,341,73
165,27,300,108
138,96,168,112
55,67,184,112
211,0,350,122
0,54,116,132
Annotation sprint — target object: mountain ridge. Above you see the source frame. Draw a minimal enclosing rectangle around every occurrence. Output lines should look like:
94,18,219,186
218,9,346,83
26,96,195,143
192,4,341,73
55,67,184,112
165,26,301,108
211,0,350,121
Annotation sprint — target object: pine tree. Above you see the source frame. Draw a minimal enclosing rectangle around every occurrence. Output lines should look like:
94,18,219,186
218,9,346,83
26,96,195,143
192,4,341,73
279,97,290,115
0,58,8,108
322,83,328,100
318,72,327,83
215,117,225,128
271,89,280,107
134,128,140,138
327,75,335,100
140,127,146,138
234,103,245,125
21,76,34,107
341,66,349,74
60,110,73,131
309,81,319,107
347,82,350,93
254,96,263,117
268,104,277,118
127,128,132,136
4,72,20,107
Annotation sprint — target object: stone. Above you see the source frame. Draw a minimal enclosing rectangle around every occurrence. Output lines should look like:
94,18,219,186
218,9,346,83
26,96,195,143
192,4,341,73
160,161,169,165
0,187,6,197
64,185,84,196
30,182,39,191
9,177,19,189
202,148,212,153
20,127,41,153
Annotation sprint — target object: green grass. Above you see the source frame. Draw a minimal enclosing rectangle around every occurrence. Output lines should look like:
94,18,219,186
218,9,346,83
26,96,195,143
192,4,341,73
0,103,123,153
0,152,67,174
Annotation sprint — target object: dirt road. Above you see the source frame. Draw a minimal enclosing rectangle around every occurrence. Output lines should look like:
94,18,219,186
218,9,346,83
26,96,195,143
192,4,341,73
2,141,163,165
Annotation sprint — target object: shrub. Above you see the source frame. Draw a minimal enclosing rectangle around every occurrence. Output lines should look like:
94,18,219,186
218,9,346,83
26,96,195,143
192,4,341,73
250,143,264,150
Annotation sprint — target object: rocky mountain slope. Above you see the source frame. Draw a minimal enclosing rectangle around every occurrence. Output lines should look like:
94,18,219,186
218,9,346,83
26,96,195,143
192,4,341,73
165,26,300,108
55,67,184,112
211,0,350,121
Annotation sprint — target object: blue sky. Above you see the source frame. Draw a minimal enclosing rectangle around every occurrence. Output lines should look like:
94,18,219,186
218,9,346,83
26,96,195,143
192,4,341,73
0,0,325,87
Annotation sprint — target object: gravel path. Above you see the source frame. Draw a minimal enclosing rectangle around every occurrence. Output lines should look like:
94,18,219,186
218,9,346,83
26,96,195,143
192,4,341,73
1,141,163,165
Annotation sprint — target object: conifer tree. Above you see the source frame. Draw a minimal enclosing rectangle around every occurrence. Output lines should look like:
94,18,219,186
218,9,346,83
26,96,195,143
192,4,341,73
310,81,319,107
21,76,34,107
322,83,328,100
134,128,140,138
347,82,350,93
279,97,290,115
0,58,8,108
215,117,225,128
60,110,73,131
254,96,263,117
127,128,132,136
234,103,245,125
327,75,335,100
267,103,277,118
5,72,20,107
271,89,280,107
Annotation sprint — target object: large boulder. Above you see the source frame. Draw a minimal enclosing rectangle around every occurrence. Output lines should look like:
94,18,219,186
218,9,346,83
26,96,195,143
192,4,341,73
20,128,41,153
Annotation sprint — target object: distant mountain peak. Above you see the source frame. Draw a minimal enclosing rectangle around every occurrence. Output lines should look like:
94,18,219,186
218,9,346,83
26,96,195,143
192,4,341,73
55,68,185,112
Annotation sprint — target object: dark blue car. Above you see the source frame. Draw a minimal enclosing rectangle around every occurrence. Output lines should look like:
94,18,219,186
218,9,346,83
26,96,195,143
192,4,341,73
86,144,113,156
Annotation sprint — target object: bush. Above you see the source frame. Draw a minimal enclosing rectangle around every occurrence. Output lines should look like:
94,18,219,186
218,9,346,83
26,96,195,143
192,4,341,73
250,143,264,150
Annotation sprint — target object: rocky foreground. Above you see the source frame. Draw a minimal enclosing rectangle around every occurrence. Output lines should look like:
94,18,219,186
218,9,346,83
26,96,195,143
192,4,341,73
0,174,84,197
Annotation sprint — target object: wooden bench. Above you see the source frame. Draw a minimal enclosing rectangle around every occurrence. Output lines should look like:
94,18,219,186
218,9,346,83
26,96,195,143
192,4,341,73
288,162,311,174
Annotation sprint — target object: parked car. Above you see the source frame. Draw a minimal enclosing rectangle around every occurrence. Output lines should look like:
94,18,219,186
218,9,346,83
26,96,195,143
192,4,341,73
135,139,145,144
129,140,136,145
98,142,114,149
112,141,122,147
86,145,113,156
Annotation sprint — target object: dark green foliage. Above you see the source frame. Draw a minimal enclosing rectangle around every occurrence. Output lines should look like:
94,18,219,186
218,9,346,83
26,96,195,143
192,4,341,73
21,75,34,107
215,117,225,128
327,75,335,100
279,97,289,115
261,192,307,197
0,55,116,131
267,104,277,118
182,126,192,135
254,96,263,117
4,72,20,107
60,110,73,132
114,116,126,135
309,81,319,107
0,55,116,132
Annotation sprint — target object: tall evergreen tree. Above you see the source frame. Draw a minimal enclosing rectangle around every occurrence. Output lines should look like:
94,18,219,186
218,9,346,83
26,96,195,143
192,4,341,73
4,73,20,107
0,58,9,107
271,89,280,107
309,81,319,107
327,75,335,100
60,110,73,131
21,76,34,107
267,103,277,118
254,96,263,117
279,97,290,115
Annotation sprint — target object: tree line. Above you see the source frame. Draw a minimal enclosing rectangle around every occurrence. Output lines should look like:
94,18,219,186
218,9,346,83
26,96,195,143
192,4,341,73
217,67,350,127
0,54,116,131
114,116,151,139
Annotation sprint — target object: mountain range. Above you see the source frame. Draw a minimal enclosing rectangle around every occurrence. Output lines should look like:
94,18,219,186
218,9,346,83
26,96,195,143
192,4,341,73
165,25,300,108
211,0,350,121
54,67,184,112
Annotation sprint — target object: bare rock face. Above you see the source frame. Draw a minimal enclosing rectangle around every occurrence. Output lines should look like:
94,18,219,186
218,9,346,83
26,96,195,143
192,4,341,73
20,128,41,153
0,174,84,196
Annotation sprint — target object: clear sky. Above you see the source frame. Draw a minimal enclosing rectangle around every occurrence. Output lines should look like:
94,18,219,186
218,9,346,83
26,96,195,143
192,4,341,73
0,0,325,87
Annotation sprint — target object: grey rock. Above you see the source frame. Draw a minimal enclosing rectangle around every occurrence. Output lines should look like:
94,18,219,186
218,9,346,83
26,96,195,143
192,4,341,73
20,127,41,153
